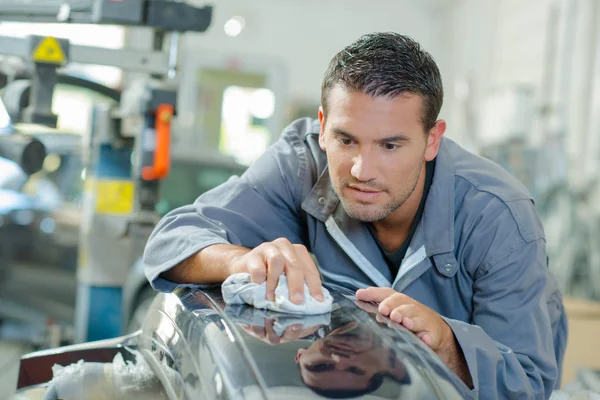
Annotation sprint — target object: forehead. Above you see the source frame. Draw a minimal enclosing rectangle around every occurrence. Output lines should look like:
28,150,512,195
324,85,425,136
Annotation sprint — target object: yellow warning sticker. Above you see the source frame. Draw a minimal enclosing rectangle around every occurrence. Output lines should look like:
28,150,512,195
32,36,66,65
95,180,135,215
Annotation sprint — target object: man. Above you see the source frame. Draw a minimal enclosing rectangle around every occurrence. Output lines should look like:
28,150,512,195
143,32,567,399
294,307,412,398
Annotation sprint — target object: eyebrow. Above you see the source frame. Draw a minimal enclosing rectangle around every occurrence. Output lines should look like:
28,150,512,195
331,128,410,143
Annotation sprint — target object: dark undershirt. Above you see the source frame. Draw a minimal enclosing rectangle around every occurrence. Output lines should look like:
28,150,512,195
368,159,436,277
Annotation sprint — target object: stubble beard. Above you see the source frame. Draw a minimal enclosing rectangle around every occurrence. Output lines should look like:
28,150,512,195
334,159,424,223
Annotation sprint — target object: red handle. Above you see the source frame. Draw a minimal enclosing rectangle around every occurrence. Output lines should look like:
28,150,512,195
142,104,173,181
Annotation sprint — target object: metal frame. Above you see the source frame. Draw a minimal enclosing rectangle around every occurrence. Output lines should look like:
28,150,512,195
0,0,212,33
0,36,170,75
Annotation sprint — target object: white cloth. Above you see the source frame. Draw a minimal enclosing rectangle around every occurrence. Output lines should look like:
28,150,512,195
224,305,331,336
222,273,333,315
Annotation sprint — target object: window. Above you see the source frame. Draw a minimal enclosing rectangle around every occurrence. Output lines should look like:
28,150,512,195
220,86,275,166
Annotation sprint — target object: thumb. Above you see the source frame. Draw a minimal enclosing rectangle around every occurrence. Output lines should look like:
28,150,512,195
356,287,396,303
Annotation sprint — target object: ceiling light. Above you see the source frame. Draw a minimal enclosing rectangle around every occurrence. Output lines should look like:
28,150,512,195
224,16,245,37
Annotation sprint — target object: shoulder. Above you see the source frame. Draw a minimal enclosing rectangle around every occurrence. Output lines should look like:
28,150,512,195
279,117,320,148
242,118,323,207
443,138,532,203
278,117,326,179
442,138,545,246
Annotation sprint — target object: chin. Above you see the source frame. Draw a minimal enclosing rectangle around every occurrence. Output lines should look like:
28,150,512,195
341,201,386,222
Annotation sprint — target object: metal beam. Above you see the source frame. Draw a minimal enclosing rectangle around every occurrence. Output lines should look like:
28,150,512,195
0,0,212,32
70,44,169,75
0,35,170,75
0,0,93,23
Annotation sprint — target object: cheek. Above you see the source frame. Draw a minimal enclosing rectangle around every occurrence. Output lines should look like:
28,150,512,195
381,154,420,185
391,151,421,172
327,153,353,176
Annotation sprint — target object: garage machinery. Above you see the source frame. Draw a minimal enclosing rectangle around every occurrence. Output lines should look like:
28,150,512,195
0,0,213,342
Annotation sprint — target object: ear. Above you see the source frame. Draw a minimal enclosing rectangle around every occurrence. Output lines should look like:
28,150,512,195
318,106,326,151
424,119,446,162
296,348,306,364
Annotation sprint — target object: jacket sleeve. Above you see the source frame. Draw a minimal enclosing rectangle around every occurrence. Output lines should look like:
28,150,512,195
142,127,312,292
447,200,567,400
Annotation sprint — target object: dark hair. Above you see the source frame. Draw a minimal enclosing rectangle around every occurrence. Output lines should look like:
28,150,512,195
321,32,443,131
304,372,386,399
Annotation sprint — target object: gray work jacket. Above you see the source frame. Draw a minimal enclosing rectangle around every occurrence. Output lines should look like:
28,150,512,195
143,118,567,400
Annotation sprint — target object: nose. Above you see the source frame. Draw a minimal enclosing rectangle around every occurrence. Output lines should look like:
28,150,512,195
350,152,377,182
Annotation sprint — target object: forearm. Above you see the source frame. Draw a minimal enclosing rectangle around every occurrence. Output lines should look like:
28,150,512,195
160,244,250,284
438,333,473,389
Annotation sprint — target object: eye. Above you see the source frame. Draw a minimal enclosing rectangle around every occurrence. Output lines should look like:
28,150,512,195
382,143,398,151
339,137,353,146
347,366,366,376
305,362,335,373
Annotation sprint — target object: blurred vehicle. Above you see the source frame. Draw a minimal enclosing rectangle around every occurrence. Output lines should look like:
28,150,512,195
14,284,473,399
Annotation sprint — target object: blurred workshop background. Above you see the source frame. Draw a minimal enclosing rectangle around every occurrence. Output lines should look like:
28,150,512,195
1,0,600,398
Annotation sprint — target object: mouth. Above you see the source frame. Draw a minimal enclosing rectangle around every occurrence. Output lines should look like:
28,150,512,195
346,185,383,202
348,184,381,193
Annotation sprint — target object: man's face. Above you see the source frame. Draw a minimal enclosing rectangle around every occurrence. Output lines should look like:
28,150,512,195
318,86,444,223
296,322,406,391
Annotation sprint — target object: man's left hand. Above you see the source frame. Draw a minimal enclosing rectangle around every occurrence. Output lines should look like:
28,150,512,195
356,287,473,388
356,287,453,351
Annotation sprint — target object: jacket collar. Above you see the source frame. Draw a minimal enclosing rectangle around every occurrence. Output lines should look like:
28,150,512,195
422,138,455,255
301,136,456,258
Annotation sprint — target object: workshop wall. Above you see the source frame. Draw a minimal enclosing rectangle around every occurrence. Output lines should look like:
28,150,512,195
124,0,457,159
126,0,454,132
179,0,451,104
448,0,600,168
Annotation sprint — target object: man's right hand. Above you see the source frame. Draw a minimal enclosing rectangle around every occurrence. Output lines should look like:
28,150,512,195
229,238,324,304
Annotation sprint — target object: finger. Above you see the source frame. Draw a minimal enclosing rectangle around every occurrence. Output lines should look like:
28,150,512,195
247,256,267,284
297,324,323,339
401,316,426,332
294,245,323,301
356,287,397,303
389,308,403,324
265,319,280,345
417,332,433,347
284,262,305,305
281,324,302,341
378,293,411,316
250,325,266,339
389,303,417,323
273,239,305,304
264,247,285,301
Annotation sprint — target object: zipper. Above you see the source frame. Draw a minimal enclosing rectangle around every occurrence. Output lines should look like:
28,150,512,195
392,245,427,288
324,216,391,287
